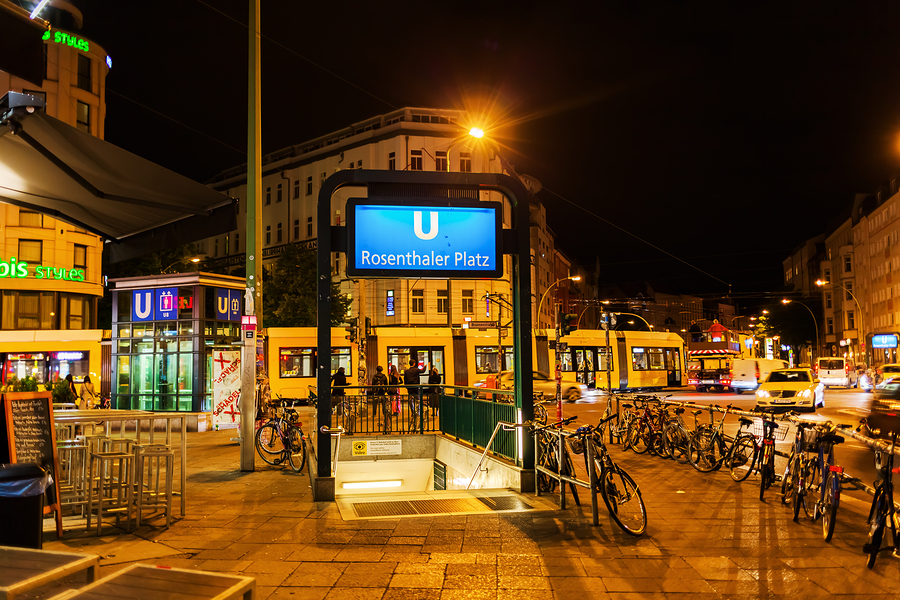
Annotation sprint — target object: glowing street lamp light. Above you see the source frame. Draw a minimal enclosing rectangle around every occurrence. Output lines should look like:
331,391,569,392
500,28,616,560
782,298,819,361
536,276,581,329
469,127,485,138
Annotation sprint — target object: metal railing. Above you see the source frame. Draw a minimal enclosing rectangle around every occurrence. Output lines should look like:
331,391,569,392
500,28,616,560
440,387,519,463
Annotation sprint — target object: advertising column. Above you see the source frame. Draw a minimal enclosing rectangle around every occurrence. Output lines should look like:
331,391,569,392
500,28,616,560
212,350,241,430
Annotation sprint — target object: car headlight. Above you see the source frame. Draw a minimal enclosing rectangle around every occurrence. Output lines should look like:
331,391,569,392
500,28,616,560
756,389,770,398
800,388,813,399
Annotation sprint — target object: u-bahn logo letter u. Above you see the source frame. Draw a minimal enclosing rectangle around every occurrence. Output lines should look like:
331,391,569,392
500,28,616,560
134,291,152,319
413,211,438,240
217,296,229,315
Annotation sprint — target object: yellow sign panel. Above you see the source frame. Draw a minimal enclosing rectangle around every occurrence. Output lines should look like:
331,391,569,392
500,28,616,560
352,441,367,456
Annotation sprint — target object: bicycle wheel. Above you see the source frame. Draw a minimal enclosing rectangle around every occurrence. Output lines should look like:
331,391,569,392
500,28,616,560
383,399,393,433
781,451,797,505
287,427,307,473
802,462,820,519
255,423,283,466
727,435,757,482
627,420,649,454
689,430,722,473
600,466,647,536
865,489,886,569
792,473,803,522
759,447,774,501
534,403,548,426
650,431,667,458
822,471,839,542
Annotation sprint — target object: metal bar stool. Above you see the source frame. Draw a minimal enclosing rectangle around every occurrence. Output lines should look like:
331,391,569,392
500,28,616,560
86,451,134,534
133,444,174,528
56,440,89,516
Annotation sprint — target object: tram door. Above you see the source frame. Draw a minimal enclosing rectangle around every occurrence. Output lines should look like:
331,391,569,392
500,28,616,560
411,347,445,384
666,348,682,386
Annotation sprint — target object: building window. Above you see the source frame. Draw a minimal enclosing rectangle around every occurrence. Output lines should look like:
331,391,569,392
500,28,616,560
357,161,363,168
437,289,449,314
847,311,855,330
19,210,43,227
436,151,447,172
320,172,326,186
844,255,852,273
460,152,472,173
76,101,90,133
307,217,313,237
334,256,340,276
306,176,313,196
293,180,300,199
410,150,423,171
825,293,832,309
826,317,834,335
235,233,240,253
77,54,91,91
276,183,283,203
824,268,831,282
294,219,300,240
412,289,424,313
388,152,396,170
265,187,271,205
276,222,283,243
214,239,219,257
74,244,87,270
462,290,474,314
18,239,41,263
845,281,854,301
265,225,271,245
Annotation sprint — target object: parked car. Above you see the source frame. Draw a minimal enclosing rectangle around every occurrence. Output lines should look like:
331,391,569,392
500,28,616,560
814,357,857,388
473,370,587,402
754,368,824,413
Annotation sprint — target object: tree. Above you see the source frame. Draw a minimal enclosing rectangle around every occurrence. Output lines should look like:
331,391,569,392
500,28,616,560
263,243,351,327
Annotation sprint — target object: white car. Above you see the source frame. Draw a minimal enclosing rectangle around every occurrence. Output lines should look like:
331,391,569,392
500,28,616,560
474,371,587,402
754,368,824,413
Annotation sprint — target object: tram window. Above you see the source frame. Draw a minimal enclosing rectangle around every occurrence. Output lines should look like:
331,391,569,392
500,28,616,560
279,347,316,378
597,347,610,371
560,350,576,372
648,348,666,370
632,347,649,371
475,346,501,374
388,347,411,372
331,348,352,376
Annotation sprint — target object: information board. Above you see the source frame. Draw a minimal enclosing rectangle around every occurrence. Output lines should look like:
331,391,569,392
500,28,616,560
0,392,63,535
346,198,502,278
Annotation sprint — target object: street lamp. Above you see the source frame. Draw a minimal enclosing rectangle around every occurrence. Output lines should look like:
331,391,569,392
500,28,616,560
782,299,819,363
816,279,865,359
536,276,581,329
614,312,652,330
161,256,201,274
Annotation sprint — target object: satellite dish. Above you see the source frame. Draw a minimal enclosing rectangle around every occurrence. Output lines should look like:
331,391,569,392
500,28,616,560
520,173,542,194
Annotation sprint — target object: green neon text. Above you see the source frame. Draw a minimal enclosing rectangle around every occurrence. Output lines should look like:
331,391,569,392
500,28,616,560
42,30,89,53
0,257,84,282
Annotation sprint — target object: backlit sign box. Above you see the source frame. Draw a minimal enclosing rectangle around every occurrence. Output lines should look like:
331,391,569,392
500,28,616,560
872,334,898,349
347,198,502,278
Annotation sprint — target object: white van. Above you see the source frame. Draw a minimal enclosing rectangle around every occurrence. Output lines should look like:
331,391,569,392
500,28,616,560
731,359,789,393
815,357,858,388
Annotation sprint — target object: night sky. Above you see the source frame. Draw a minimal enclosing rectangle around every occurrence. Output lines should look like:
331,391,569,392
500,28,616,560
72,1,900,301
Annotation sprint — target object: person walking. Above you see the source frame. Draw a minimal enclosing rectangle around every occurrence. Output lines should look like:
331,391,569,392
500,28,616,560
331,366,348,414
371,365,389,426
388,364,402,415
404,359,423,414
79,375,97,410
427,367,442,413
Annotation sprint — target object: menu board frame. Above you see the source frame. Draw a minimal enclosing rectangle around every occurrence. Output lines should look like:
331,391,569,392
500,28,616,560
0,392,63,536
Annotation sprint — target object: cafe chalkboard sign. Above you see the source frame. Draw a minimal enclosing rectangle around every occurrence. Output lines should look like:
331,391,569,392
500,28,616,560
0,392,64,536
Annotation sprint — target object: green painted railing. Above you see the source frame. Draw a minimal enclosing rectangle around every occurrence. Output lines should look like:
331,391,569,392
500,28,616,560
440,387,519,464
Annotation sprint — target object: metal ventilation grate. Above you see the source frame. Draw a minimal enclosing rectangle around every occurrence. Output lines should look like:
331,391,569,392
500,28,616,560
351,495,534,518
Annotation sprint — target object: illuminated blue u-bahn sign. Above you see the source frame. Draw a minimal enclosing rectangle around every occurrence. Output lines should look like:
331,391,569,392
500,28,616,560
346,198,502,278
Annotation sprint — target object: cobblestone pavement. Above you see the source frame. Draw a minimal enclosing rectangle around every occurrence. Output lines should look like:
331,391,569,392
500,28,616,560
28,429,900,599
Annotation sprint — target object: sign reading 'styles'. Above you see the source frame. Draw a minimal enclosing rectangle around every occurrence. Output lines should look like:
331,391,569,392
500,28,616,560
347,198,502,278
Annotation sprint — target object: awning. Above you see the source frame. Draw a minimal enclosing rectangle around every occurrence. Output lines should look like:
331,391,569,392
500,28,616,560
0,92,236,262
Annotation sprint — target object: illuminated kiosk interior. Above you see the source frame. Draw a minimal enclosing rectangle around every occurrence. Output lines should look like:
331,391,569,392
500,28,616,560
109,272,244,413
314,170,535,503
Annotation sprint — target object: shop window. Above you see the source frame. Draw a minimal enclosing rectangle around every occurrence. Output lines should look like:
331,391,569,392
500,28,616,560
18,239,41,263
49,351,89,383
5,352,46,384
279,347,316,378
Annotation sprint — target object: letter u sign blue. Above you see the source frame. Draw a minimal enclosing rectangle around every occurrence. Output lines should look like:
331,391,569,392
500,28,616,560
132,290,153,321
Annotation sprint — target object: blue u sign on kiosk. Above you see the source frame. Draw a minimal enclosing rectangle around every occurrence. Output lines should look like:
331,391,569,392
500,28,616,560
346,198,502,278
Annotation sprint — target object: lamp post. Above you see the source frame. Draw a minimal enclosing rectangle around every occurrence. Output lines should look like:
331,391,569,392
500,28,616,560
536,276,581,329
161,257,201,274
816,279,865,362
613,312,652,330
782,299,818,365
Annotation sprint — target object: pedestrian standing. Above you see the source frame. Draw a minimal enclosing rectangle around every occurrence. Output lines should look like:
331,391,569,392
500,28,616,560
428,367,441,412
389,364,402,414
371,365,388,425
79,375,97,410
331,366,348,414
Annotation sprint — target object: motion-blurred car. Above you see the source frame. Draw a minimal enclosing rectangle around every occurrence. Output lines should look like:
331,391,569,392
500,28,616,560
874,364,900,391
754,368,824,413
867,378,900,439
473,371,587,402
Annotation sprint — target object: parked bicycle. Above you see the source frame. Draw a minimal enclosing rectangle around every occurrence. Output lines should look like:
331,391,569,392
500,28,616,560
255,397,307,472
782,417,819,520
688,404,730,472
758,411,786,502
863,430,899,569
662,404,701,461
801,422,852,541
532,415,579,495
572,414,648,536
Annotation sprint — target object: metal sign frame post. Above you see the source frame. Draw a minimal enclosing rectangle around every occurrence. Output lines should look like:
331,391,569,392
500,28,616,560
315,170,534,501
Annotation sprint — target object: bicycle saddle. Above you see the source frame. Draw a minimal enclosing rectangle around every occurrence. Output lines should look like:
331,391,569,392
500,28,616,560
739,417,753,426
821,434,844,445
692,410,703,416
621,403,633,409
675,407,685,414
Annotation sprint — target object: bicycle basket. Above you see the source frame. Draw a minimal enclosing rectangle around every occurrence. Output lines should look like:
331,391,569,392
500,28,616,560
753,418,790,441
567,437,585,455
800,427,821,453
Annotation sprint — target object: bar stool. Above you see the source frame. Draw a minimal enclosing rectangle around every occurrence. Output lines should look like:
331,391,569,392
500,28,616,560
77,434,111,455
86,451,134,534
133,445,174,528
56,440,88,516
55,423,76,442
102,438,135,454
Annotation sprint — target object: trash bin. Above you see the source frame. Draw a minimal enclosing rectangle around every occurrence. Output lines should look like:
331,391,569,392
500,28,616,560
0,463,51,549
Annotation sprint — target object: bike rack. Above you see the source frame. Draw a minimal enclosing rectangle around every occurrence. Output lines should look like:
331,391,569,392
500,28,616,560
531,424,601,527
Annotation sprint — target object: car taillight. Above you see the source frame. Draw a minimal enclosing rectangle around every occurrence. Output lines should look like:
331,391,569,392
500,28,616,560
829,466,843,473
845,362,850,374
755,364,760,382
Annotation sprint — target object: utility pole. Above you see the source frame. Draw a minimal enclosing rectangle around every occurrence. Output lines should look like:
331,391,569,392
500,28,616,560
555,301,562,420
